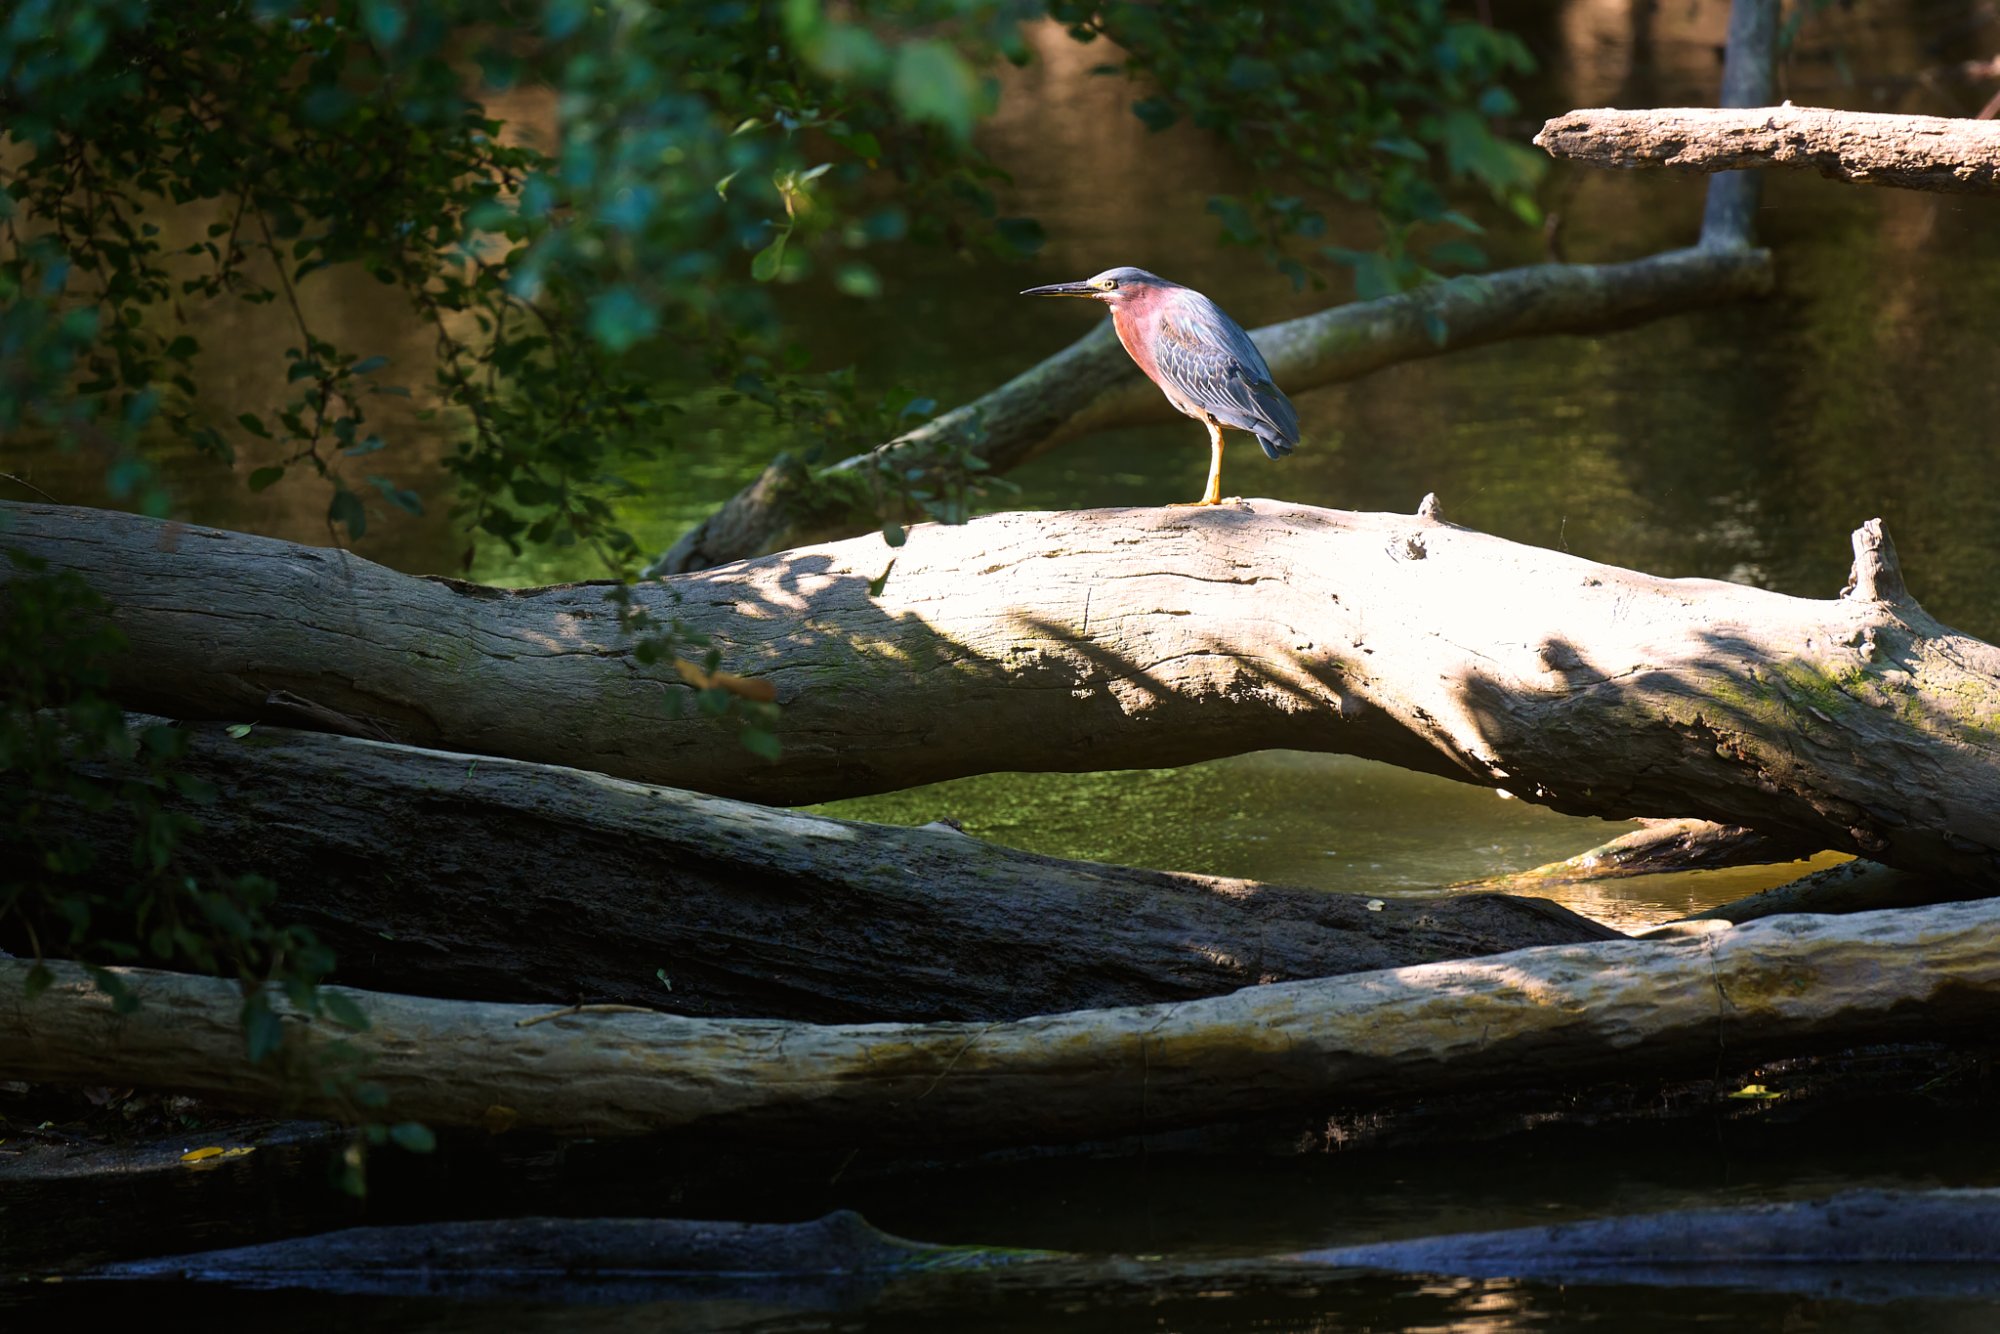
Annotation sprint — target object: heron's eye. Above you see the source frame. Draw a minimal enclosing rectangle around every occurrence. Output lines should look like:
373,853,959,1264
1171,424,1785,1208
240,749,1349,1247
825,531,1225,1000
1094,278,1118,291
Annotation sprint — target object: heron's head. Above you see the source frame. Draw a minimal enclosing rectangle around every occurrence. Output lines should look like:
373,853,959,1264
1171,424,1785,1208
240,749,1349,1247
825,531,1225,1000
1020,266,1174,306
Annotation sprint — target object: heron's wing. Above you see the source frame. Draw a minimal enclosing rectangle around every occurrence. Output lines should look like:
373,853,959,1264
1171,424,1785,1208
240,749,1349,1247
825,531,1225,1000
1155,304,1299,451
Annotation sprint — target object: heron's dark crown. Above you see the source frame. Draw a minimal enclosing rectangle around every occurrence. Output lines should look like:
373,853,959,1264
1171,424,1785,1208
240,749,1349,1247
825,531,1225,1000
1087,266,1174,288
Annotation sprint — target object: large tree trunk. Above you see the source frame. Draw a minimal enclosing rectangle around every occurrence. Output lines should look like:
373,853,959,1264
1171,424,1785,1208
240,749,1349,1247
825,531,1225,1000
7,899,1999,1145
654,247,1773,572
1536,105,2000,195
5,501,1996,882
22,721,1616,1023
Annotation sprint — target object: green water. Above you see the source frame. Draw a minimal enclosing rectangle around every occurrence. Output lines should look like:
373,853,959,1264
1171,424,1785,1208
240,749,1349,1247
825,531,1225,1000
8,0,2000,1324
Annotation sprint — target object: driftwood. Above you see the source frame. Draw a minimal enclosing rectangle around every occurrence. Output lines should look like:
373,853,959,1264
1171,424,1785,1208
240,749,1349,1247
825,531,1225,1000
1458,817,1815,892
1308,1189,2000,1301
6,501,1996,881
654,247,1773,572
1537,104,2000,195
89,1193,2000,1305
20,721,1615,1022
1689,857,1995,926
7,899,2000,1145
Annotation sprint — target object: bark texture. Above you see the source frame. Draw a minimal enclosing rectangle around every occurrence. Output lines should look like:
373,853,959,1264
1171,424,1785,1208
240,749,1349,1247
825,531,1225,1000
654,246,1773,572
7,899,2000,1144
6,501,1996,882
24,722,1616,1022
1537,104,2000,194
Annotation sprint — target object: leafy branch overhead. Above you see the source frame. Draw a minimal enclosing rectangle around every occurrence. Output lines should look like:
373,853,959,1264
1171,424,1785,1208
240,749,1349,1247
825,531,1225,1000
3,0,1540,567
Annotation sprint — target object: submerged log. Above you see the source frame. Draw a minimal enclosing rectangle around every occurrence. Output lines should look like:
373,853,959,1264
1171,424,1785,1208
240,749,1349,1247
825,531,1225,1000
23,722,1616,1022
655,247,1773,572
5,502,1996,882
1307,1188,2000,1300
87,1192,2000,1305
1537,104,2000,195
6,899,2000,1145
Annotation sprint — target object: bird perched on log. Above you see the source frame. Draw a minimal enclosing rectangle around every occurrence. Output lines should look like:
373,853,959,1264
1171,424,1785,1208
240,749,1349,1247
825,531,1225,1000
1021,267,1299,506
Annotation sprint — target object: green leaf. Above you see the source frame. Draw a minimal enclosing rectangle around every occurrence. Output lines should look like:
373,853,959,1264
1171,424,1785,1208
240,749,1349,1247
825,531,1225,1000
738,727,782,762
891,40,981,143
586,287,659,351
321,991,370,1032
237,412,271,439
834,262,881,299
329,488,367,539
243,994,285,1063
882,522,906,548
750,234,788,283
23,963,52,999
1131,97,1177,132
389,1121,436,1152
246,466,285,492
226,723,255,738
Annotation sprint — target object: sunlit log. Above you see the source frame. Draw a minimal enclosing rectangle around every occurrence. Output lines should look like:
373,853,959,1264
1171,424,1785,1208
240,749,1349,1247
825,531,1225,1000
4,500,1995,883
1537,104,2000,195
7,899,2000,1143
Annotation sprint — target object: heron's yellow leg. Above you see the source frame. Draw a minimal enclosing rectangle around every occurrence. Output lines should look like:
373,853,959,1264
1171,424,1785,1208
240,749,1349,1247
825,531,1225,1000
1169,421,1226,507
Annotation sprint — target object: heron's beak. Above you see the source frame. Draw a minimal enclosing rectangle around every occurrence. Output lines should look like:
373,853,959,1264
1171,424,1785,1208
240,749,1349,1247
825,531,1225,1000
1019,281,1097,299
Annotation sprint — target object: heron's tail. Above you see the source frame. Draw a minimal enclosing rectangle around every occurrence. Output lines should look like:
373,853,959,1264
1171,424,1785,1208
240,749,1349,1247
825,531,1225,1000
1256,429,1296,461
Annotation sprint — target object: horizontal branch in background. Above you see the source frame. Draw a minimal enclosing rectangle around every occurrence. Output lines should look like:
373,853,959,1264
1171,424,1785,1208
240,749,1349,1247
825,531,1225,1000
25,722,1615,1022
656,246,1774,572
1536,105,2000,194
8,899,2000,1144
6,501,1995,882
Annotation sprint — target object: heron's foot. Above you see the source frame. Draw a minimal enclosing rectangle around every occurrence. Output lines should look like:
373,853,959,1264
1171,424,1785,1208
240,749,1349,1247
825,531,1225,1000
1166,496,1248,508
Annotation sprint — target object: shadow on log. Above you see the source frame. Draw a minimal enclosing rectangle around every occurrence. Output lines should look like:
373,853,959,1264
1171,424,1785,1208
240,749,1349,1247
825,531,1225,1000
6,899,1999,1145
18,721,1617,1022
5,501,1995,883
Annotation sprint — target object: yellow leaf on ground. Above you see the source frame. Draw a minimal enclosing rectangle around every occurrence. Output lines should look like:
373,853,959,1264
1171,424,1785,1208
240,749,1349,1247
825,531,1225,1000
180,1146,225,1162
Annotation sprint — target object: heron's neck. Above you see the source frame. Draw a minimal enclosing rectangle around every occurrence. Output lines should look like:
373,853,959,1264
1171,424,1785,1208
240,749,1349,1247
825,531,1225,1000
1108,302,1161,384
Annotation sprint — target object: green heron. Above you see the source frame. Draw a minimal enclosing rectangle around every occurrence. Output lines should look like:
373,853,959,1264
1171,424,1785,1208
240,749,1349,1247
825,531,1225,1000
1021,266,1298,505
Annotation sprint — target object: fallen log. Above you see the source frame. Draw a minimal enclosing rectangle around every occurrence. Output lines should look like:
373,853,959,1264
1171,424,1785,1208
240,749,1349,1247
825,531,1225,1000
7,899,2000,1145
1536,104,2000,195
655,246,1773,572
1457,818,1814,891
18,721,1616,1022
1689,857,1995,925
1307,1189,2000,1300
85,1192,2000,1305
6,502,1997,881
